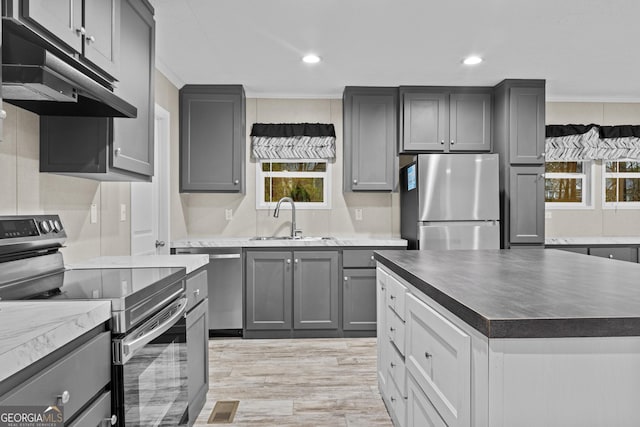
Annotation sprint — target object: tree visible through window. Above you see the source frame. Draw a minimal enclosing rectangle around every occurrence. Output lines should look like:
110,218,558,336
604,160,640,206
545,161,590,206
257,161,331,209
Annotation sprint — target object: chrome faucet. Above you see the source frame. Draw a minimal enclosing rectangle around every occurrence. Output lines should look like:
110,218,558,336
273,197,300,238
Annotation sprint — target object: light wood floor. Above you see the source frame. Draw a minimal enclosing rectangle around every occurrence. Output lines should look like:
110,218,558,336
193,338,393,426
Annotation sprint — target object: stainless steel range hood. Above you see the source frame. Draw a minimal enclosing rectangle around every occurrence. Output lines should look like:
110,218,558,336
2,30,137,118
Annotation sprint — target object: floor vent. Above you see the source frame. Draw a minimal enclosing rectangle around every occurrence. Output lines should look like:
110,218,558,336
208,400,239,424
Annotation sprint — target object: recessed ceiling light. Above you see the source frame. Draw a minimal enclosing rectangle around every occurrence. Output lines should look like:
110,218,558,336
302,54,321,64
463,56,483,65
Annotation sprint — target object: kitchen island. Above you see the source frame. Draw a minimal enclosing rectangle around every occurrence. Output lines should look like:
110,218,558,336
374,249,640,427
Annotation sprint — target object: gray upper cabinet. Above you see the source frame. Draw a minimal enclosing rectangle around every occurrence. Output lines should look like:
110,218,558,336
180,85,246,193
39,0,154,181
293,251,339,330
509,166,545,244
10,0,119,80
343,87,398,192
509,87,545,164
245,251,293,331
399,87,491,153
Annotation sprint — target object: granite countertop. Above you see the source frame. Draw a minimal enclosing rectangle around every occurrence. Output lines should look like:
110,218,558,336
0,301,111,383
67,254,209,274
375,249,640,339
171,236,407,248
546,236,640,246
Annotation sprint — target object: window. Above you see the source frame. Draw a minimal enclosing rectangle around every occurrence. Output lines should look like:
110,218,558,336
603,160,640,208
256,160,331,209
544,161,592,208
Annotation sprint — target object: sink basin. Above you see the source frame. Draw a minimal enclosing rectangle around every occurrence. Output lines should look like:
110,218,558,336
250,236,335,241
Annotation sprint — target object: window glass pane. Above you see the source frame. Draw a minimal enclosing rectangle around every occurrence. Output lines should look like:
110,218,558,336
605,178,618,202
545,162,583,173
545,178,582,203
620,178,640,202
618,161,640,173
269,162,326,172
605,161,618,173
265,177,324,203
262,163,272,172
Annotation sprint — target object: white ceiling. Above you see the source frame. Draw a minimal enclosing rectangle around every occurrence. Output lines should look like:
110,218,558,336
149,0,640,101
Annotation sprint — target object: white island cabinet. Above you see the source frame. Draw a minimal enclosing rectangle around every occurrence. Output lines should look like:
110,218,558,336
376,249,640,427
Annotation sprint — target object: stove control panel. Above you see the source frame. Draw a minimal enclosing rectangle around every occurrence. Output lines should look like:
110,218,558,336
0,215,65,239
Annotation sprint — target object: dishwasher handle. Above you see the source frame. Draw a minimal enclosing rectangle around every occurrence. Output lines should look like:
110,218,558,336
209,254,241,260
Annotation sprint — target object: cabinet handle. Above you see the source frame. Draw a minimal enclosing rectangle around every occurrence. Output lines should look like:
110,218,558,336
353,179,358,185
390,362,395,368
193,289,200,297
75,26,86,36
344,276,348,281
390,396,396,402
440,140,445,144
425,352,432,359
450,139,455,145
390,326,395,332
0,110,6,120
234,180,239,184
609,254,614,259
390,295,396,300
86,35,96,43
540,152,546,158
286,259,291,264
114,148,121,157
539,173,545,179
370,255,375,261
104,415,118,426
294,259,299,264
57,390,70,405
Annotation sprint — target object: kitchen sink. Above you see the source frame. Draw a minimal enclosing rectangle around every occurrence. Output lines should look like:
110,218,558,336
250,236,335,241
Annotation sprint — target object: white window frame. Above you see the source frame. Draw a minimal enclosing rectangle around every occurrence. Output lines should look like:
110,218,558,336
544,160,593,209
602,159,640,209
256,159,332,210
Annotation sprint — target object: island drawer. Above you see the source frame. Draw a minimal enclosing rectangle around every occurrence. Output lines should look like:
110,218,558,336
186,268,208,311
386,274,407,320
407,372,447,427
343,249,376,268
588,247,638,262
387,343,406,394
387,309,405,356
68,391,112,427
405,293,471,427
387,374,407,427
0,331,111,421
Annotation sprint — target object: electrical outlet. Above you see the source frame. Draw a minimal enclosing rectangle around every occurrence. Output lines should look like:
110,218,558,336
225,209,233,221
120,204,127,222
545,211,552,219
355,208,363,221
90,203,98,224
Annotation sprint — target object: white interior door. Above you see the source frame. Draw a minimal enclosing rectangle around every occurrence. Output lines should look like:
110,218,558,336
131,104,171,255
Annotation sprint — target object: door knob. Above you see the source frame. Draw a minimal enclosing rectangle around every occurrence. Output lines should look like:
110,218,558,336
155,240,166,248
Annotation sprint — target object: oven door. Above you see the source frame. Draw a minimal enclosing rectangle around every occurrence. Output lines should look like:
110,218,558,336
112,296,189,427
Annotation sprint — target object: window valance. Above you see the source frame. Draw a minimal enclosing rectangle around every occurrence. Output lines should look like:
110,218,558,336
545,124,640,161
250,123,336,160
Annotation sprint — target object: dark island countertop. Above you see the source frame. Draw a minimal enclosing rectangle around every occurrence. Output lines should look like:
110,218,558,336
374,249,640,339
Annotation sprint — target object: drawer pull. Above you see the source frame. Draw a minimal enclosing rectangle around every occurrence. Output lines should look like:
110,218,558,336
609,254,614,259
390,327,395,332
390,396,396,402
370,255,375,261
390,295,396,300
57,390,70,405
105,415,118,426
193,289,200,297
425,352,432,359
390,362,396,368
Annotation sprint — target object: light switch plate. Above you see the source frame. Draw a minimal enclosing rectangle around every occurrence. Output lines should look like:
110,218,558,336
355,208,363,221
120,204,127,222
225,209,233,221
90,203,98,224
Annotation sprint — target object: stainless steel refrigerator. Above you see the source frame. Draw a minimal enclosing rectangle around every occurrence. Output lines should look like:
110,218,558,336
400,153,500,250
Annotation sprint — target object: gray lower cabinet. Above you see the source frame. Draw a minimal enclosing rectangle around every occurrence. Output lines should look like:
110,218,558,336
343,86,398,192
180,85,246,193
245,250,339,334
39,0,154,181
509,166,545,244
185,268,209,426
343,268,377,331
399,87,491,153
0,327,113,425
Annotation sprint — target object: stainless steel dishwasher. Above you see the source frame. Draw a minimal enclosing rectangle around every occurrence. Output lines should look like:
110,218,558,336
173,247,243,336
